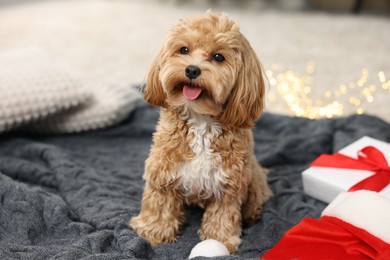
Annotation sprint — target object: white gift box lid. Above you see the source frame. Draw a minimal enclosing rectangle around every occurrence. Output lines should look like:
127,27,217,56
302,136,390,203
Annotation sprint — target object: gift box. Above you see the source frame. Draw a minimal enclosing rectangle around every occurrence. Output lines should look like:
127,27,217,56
302,136,390,203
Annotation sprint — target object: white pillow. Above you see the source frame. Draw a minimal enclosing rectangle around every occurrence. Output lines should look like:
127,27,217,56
28,83,142,134
0,47,143,134
0,47,90,133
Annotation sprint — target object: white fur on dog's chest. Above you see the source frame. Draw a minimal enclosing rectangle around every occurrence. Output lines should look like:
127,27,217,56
178,113,227,200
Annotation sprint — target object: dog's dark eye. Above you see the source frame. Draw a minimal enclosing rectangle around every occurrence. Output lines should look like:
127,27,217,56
180,47,190,54
213,53,225,62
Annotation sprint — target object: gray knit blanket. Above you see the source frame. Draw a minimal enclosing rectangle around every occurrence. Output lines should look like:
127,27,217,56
1,103,389,259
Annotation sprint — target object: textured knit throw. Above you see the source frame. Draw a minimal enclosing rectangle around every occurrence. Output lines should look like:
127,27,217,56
0,47,141,134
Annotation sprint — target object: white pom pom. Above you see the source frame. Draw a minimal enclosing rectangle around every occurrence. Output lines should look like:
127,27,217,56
189,239,230,259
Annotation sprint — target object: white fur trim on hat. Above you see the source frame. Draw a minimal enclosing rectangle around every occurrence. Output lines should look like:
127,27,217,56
322,190,390,243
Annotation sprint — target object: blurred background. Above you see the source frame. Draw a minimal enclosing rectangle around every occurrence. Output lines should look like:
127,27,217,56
0,0,389,121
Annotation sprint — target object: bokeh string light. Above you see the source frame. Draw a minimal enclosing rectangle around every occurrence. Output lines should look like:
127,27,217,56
266,62,390,119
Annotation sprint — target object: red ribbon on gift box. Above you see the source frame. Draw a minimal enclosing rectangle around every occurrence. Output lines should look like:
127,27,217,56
310,146,390,192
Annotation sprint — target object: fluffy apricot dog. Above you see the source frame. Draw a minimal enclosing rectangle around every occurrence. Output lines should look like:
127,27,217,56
130,11,272,253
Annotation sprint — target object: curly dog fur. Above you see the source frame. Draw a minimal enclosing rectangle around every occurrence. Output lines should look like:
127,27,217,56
130,11,272,253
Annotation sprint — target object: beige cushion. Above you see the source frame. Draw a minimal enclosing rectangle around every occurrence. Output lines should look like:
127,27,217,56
0,47,90,133
0,47,142,134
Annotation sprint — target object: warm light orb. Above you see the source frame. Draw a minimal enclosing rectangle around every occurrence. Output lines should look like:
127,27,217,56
266,63,389,119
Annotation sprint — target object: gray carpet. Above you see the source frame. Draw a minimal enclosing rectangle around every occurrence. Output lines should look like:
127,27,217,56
0,104,389,259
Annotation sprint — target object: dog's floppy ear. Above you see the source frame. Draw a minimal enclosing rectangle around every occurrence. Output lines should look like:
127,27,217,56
144,48,167,108
219,36,265,128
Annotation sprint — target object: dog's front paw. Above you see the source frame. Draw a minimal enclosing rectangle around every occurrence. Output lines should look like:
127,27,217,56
198,198,243,253
130,215,179,245
198,228,241,253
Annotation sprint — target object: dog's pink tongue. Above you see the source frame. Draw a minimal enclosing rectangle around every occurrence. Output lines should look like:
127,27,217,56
183,85,203,100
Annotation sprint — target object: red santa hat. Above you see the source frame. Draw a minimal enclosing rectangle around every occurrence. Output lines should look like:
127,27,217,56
262,190,390,260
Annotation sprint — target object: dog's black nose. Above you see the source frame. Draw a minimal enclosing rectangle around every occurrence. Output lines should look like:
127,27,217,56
185,65,201,80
